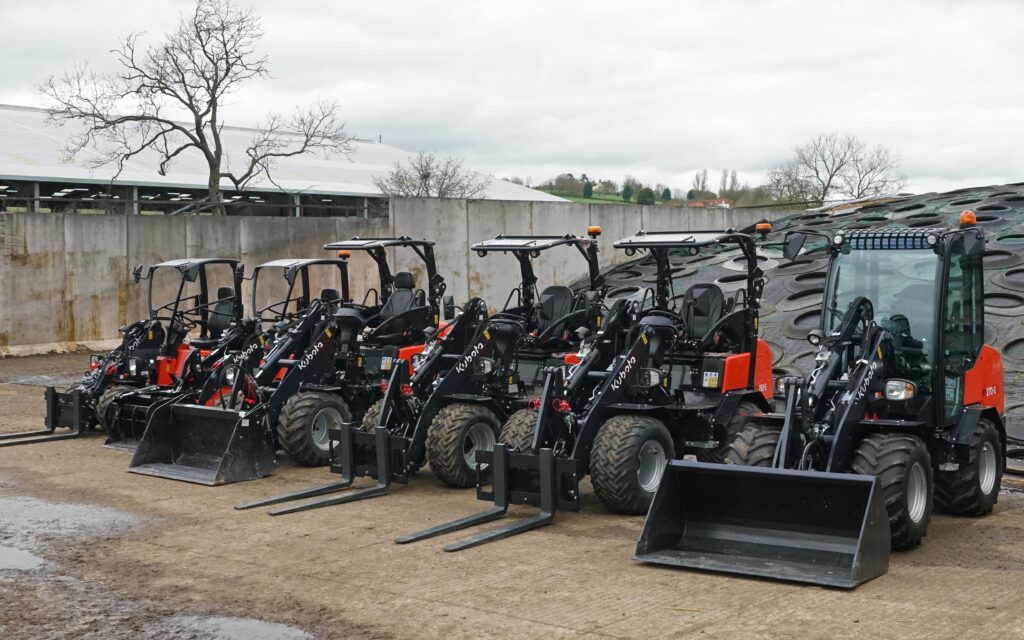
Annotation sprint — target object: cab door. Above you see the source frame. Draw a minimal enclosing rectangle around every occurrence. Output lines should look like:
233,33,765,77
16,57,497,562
938,235,985,424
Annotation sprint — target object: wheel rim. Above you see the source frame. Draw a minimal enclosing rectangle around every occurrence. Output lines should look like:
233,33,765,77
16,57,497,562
311,407,343,451
637,439,667,493
907,461,928,523
979,441,998,495
463,422,496,468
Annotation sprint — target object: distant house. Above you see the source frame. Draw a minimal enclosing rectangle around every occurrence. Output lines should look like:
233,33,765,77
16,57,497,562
685,198,733,209
594,180,618,195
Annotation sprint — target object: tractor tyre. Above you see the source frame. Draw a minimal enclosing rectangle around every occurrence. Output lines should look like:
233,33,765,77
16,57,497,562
425,403,501,488
498,408,537,452
96,385,134,432
590,414,675,515
935,418,1003,516
851,433,933,550
277,392,352,467
359,399,385,432
726,423,780,467
699,401,763,464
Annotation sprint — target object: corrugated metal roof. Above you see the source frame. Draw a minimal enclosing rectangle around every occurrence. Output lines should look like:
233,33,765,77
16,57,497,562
0,104,564,202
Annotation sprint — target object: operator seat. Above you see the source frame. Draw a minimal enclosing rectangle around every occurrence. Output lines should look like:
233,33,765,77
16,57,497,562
682,283,725,341
379,272,417,322
536,285,574,333
190,287,236,348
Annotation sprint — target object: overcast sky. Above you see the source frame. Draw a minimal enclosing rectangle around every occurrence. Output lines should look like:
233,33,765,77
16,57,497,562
2,0,1022,195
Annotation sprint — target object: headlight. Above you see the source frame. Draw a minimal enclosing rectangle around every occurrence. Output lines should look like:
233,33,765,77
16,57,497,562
636,368,663,388
885,379,916,401
128,358,139,377
473,357,496,375
225,367,238,386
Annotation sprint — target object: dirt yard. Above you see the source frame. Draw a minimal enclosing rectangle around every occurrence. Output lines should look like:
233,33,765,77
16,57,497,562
2,354,1024,640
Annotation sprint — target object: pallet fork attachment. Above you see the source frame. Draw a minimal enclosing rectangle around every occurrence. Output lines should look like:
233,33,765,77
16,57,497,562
396,446,575,551
0,388,89,447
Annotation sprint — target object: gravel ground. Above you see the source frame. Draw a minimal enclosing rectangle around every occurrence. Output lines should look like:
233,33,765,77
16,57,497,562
1,353,1024,640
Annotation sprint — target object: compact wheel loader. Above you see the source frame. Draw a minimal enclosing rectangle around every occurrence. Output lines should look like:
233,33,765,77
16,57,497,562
398,228,774,551
635,215,1006,588
128,237,448,485
102,258,349,452
240,229,606,514
1,259,243,448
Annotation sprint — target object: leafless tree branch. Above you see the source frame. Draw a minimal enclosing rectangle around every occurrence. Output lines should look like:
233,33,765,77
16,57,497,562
373,151,490,199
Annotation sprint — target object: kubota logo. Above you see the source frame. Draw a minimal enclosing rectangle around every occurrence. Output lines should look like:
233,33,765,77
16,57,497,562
455,341,486,373
235,341,262,364
299,341,325,369
611,355,637,391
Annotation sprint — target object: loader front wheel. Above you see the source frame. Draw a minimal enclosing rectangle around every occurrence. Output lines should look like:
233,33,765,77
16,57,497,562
851,433,932,550
591,414,675,515
935,418,1003,516
726,423,780,467
498,408,537,452
700,401,763,464
425,403,501,488
277,392,352,466
96,385,134,432
359,399,385,432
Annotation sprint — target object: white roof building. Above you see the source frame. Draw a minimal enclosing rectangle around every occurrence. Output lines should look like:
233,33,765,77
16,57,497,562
0,104,561,215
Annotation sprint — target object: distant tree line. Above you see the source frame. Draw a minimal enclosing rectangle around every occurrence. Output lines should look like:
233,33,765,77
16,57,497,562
525,132,907,208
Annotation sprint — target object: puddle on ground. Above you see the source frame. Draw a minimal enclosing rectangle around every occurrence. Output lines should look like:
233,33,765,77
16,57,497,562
175,615,313,640
0,496,142,549
0,374,81,387
0,545,45,571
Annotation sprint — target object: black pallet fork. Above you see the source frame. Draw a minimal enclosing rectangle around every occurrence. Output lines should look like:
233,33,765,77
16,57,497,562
0,388,88,447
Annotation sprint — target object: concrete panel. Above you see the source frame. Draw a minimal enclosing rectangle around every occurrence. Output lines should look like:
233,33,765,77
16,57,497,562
0,214,66,348
530,202,592,289
185,216,241,259
641,206,693,232
466,200,532,308
239,218,294,313
393,198,470,305
63,214,128,342
126,216,188,330
336,217,390,304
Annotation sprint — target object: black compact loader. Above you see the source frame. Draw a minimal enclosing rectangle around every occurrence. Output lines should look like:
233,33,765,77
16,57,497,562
1,259,243,448
636,217,1007,588
128,237,447,485
240,229,606,513
398,228,774,551
102,258,349,452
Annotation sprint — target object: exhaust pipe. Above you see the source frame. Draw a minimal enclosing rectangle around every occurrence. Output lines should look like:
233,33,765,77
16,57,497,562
634,461,890,588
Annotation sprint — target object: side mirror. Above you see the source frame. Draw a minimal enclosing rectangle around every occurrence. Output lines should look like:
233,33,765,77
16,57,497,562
443,295,456,321
132,264,144,283
783,233,807,261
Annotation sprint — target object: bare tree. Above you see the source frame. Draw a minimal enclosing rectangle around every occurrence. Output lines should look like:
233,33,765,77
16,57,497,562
691,169,709,194
767,133,906,205
373,151,490,198
41,0,353,215
842,143,907,198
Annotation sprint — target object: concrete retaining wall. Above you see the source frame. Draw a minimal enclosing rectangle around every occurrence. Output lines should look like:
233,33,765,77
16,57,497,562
0,200,796,353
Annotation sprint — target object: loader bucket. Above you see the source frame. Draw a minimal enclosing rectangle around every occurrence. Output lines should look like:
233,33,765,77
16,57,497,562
634,461,890,588
128,403,277,485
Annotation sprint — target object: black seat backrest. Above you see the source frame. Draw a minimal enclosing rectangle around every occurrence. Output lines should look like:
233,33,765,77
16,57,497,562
638,313,677,366
380,272,417,321
333,307,366,354
683,283,725,341
536,286,574,332
207,287,235,339
320,288,340,303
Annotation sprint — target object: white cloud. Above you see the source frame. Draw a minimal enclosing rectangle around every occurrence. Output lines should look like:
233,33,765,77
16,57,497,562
2,0,1022,195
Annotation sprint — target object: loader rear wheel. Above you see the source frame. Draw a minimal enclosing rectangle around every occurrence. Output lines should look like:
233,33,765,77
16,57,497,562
498,408,537,452
700,401,763,464
935,419,1003,516
359,399,385,432
851,433,932,550
591,414,675,515
425,403,500,488
96,385,134,432
277,392,353,467
726,423,780,467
